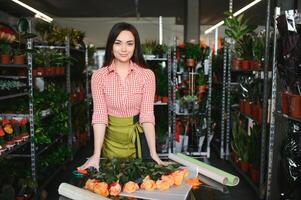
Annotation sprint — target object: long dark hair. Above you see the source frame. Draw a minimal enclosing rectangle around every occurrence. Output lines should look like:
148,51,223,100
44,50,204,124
102,22,147,68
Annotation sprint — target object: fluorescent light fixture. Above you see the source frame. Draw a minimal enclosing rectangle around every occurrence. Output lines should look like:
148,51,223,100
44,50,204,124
204,0,262,34
11,0,53,23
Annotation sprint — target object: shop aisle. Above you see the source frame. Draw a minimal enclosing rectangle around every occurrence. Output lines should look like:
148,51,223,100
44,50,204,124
44,142,259,200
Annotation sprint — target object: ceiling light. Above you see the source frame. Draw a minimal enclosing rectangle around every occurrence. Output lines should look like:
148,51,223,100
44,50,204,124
204,0,262,35
11,0,53,23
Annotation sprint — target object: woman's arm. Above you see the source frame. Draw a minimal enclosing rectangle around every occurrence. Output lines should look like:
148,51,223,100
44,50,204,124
78,123,106,170
142,122,166,165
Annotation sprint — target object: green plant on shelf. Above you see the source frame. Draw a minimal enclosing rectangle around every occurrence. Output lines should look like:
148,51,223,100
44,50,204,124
253,31,265,61
185,43,201,61
0,43,12,55
249,123,261,169
224,12,256,58
231,113,248,162
141,40,157,55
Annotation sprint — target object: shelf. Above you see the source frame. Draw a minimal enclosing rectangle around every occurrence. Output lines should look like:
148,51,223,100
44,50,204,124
229,159,259,196
0,113,29,118
175,112,204,116
275,111,301,122
0,138,30,157
176,72,198,75
144,55,167,61
0,64,28,68
70,47,85,52
0,75,27,79
0,92,28,100
154,102,168,106
231,69,264,73
34,74,65,78
34,45,66,49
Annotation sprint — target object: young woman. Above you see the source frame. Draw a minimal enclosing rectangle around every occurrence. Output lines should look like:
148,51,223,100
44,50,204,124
79,22,165,170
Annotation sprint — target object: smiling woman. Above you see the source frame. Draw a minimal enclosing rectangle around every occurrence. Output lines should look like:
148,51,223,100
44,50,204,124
78,22,167,171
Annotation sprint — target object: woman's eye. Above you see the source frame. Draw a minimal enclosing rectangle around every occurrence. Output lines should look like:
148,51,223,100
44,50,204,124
128,43,134,46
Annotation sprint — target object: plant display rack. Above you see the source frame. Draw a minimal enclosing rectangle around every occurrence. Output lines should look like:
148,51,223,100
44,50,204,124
168,38,213,158
217,0,275,199
266,4,301,200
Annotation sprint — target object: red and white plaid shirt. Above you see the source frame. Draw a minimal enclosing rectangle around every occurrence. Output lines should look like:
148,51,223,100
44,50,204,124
91,61,155,125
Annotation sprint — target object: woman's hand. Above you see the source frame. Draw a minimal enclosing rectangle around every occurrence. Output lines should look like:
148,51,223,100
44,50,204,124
151,152,169,166
78,154,100,171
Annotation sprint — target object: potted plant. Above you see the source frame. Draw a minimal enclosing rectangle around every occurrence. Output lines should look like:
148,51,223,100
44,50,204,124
196,71,207,93
153,44,168,58
249,123,261,184
224,12,256,70
185,43,200,68
0,43,12,64
252,31,265,69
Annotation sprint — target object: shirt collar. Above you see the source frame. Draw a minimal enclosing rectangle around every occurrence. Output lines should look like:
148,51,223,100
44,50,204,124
107,60,137,74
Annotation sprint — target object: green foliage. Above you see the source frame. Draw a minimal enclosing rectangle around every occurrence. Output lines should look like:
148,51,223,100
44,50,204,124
249,123,261,169
224,12,257,58
253,31,265,61
0,43,12,55
231,113,249,162
196,71,206,86
90,158,180,185
185,43,201,60
33,48,75,67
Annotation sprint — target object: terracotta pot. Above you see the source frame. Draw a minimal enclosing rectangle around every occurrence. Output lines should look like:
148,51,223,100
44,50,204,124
281,91,290,115
251,103,258,119
256,105,263,124
186,58,196,67
231,58,241,70
161,96,168,103
250,168,259,184
13,55,25,65
250,60,262,70
241,60,250,70
55,66,60,75
32,69,38,76
35,67,44,76
59,66,65,74
197,85,207,93
1,54,11,64
239,99,247,114
289,94,301,118
240,160,249,172
244,101,253,116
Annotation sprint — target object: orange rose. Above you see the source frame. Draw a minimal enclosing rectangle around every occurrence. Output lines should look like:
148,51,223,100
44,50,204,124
178,168,189,177
156,179,170,191
140,176,156,192
171,170,185,186
84,179,98,191
161,175,174,187
109,182,121,196
186,177,202,189
4,124,13,135
123,181,139,193
94,182,109,197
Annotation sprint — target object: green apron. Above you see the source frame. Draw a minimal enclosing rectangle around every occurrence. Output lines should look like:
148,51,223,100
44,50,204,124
102,115,144,159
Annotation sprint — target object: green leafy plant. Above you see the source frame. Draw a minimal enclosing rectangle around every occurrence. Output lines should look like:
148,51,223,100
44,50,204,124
185,43,201,60
89,158,180,185
249,123,261,169
0,43,12,55
224,12,256,58
253,32,265,61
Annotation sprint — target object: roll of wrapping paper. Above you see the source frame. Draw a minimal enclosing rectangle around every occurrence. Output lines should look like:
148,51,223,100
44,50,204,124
177,153,239,186
58,183,111,200
168,153,228,185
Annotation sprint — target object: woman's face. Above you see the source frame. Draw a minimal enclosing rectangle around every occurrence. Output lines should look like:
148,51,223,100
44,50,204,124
113,30,135,63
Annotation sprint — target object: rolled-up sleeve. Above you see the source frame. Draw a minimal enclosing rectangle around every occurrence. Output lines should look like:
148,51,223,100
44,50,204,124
91,70,108,125
139,69,155,125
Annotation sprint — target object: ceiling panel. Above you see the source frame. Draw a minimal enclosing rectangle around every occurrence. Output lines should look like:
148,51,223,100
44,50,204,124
0,0,267,25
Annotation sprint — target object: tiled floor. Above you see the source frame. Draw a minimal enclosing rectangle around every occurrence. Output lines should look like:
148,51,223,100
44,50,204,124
44,143,259,200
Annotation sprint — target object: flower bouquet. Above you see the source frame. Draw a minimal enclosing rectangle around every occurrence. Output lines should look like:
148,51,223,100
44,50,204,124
79,158,202,199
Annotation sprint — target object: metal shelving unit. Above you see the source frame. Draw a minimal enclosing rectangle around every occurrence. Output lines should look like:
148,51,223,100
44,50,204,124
168,38,213,158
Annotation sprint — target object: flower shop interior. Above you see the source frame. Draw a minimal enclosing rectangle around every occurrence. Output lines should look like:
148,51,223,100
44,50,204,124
0,0,301,200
